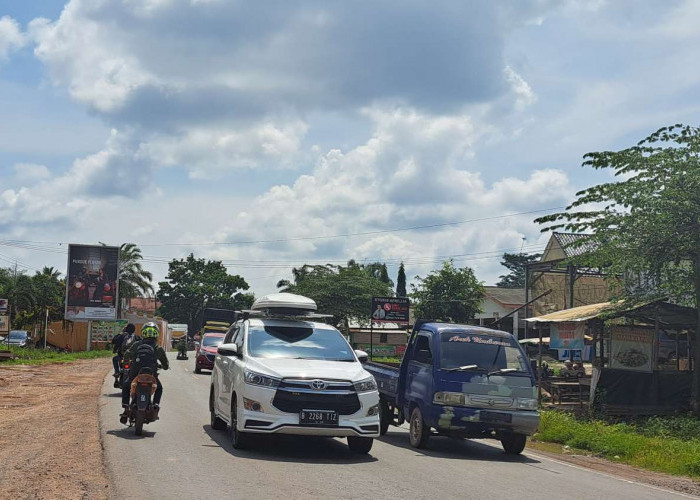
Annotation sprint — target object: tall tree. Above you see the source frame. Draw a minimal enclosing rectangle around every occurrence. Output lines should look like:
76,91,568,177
157,254,253,335
396,262,407,297
496,252,542,288
280,263,393,330
411,260,484,323
117,243,153,299
0,266,36,323
32,267,64,323
536,124,700,413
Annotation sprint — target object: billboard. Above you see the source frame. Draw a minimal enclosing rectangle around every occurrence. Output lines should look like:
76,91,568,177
65,244,120,321
371,297,410,324
0,315,8,333
609,326,654,372
90,320,128,343
0,298,7,314
550,322,585,350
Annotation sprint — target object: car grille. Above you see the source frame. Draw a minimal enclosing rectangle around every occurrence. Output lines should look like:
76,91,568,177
272,379,361,415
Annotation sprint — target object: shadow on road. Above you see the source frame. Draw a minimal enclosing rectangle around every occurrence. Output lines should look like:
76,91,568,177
378,428,540,464
106,427,157,440
202,425,378,464
103,392,123,398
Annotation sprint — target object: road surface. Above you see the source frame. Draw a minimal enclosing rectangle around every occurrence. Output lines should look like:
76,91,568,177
100,353,693,499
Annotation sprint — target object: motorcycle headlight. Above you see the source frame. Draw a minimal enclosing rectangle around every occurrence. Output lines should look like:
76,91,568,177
244,370,280,388
517,398,538,410
433,392,465,406
354,377,377,393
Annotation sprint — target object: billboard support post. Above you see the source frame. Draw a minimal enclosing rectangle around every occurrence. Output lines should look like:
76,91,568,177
44,308,49,349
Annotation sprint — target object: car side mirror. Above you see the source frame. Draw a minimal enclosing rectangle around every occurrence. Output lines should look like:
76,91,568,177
355,350,369,363
217,343,239,357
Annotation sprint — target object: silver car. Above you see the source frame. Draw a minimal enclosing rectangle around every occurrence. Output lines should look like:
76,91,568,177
3,330,30,347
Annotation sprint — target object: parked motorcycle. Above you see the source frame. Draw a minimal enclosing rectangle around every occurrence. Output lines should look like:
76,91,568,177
126,368,159,436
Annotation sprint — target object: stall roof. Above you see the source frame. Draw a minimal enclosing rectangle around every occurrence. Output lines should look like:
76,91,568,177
525,301,632,323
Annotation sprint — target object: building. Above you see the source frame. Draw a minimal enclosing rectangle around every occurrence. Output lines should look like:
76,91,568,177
348,322,409,358
475,286,525,336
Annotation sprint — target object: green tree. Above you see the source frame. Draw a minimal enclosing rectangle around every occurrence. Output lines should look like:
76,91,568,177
496,252,541,288
396,262,407,297
280,263,393,330
117,243,153,299
157,254,253,335
0,266,36,324
536,124,700,413
32,266,64,325
410,260,484,323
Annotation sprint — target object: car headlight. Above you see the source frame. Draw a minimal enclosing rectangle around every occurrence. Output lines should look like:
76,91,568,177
244,370,280,388
517,398,538,410
433,392,465,406
354,377,377,393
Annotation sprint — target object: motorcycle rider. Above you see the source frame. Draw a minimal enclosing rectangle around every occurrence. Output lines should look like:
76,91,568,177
120,322,169,423
111,323,135,378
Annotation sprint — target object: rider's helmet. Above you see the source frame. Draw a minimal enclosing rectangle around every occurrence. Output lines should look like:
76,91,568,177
141,322,159,339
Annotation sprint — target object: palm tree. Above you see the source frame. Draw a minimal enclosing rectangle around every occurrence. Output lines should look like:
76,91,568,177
118,243,154,300
0,266,36,323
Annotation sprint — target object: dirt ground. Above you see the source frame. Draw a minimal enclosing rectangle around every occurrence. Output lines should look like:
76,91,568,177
0,359,112,500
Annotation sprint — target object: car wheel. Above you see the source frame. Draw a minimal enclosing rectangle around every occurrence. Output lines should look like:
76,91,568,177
229,395,250,450
210,389,226,431
347,436,373,454
409,406,430,448
501,433,527,455
194,364,202,374
379,401,391,435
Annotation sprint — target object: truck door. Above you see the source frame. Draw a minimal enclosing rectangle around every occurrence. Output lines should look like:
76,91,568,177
405,332,434,412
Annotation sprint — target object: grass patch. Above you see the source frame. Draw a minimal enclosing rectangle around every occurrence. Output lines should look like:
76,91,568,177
370,357,402,364
535,410,700,478
0,346,113,366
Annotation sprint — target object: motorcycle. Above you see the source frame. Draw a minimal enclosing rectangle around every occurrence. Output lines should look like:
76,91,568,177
125,368,160,436
113,359,129,389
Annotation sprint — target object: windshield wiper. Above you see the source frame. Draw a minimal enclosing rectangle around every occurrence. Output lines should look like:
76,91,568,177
443,365,487,372
487,368,526,377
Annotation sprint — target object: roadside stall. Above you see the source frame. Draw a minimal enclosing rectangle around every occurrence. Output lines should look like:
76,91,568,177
525,300,696,414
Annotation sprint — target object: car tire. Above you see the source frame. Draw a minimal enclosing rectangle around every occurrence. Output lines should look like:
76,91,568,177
501,433,527,455
229,395,250,450
409,406,430,449
347,436,373,454
379,400,391,435
210,389,226,431
194,364,202,374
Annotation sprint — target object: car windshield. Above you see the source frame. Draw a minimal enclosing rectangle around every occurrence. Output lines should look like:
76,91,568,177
9,331,27,340
202,336,224,347
248,325,354,361
439,332,530,373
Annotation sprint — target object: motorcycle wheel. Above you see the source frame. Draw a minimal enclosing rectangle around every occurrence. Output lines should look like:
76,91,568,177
135,411,145,436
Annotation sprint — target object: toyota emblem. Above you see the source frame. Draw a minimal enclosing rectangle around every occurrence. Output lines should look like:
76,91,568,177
311,380,327,390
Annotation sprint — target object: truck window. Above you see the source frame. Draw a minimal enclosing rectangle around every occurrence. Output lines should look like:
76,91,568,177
414,334,432,364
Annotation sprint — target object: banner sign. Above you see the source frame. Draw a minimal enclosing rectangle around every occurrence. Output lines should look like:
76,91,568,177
90,320,128,342
609,326,654,372
65,244,120,321
0,315,8,333
0,298,7,314
371,297,410,324
550,322,585,350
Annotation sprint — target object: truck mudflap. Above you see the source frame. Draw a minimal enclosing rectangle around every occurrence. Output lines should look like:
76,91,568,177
428,405,539,437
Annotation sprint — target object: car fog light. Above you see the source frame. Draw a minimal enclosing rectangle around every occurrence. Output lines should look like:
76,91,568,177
243,398,263,412
367,404,379,417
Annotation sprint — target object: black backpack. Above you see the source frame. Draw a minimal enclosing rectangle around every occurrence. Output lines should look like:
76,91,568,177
130,341,157,377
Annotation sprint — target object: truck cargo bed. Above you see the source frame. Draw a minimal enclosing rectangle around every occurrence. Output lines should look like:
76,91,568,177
365,361,400,400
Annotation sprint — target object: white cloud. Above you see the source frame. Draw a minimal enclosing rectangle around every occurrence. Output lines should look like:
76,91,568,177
13,163,52,183
0,16,26,62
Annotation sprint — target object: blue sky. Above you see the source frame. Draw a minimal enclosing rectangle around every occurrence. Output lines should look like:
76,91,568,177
1,0,699,295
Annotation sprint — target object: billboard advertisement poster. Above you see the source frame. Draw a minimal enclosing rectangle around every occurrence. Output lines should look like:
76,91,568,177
371,297,410,324
0,298,7,314
359,344,397,357
609,326,654,372
550,322,585,350
65,244,120,321
91,320,128,342
0,315,8,333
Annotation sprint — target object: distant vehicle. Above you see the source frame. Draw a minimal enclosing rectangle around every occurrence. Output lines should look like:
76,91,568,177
210,293,380,454
3,330,30,347
365,322,539,455
195,333,225,373
199,308,238,337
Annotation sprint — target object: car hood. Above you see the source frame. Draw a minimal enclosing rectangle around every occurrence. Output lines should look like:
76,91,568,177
247,357,370,382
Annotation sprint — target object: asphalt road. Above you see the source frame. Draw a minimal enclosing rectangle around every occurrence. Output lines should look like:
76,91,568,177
100,353,692,500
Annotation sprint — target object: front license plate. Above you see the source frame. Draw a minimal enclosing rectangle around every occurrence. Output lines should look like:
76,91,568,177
480,411,512,424
300,409,339,427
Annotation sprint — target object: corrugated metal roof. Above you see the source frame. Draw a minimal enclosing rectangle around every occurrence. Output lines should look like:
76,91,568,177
525,301,619,323
553,232,598,258
484,286,525,305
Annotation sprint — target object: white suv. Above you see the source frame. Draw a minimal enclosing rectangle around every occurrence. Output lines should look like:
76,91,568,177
209,295,380,454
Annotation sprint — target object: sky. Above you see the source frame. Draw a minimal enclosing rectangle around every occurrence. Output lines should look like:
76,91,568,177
1,0,699,297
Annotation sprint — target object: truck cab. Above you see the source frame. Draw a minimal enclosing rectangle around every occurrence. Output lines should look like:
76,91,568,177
366,322,539,454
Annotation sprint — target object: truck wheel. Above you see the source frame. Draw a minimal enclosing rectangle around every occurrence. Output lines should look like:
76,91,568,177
409,407,430,448
379,401,391,435
501,433,527,455
210,390,226,431
347,437,373,454
229,395,250,450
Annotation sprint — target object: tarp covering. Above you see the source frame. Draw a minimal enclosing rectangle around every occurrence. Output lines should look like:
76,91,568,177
525,301,623,323
594,368,691,408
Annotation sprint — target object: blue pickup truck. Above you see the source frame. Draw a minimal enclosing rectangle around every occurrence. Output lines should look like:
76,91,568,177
364,321,539,454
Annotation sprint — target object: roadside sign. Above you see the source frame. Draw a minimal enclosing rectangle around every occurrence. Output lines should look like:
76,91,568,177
371,297,410,324
0,298,7,314
90,320,128,342
0,315,8,333
65,244,120,321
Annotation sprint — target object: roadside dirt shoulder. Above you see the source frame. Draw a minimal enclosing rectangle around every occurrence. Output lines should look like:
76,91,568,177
528,440,700,497
0,359,112,500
